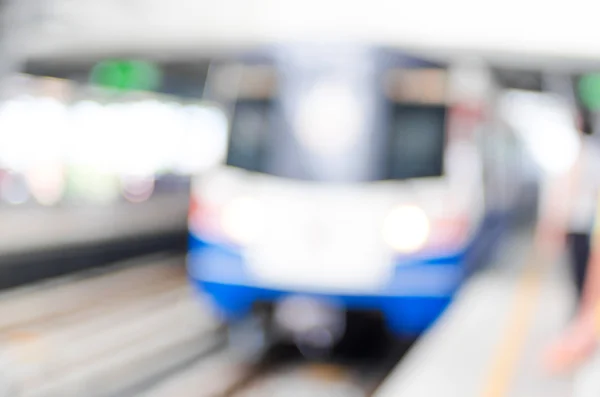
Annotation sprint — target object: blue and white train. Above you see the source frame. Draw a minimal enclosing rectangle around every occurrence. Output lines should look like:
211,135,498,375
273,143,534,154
187,45,527,344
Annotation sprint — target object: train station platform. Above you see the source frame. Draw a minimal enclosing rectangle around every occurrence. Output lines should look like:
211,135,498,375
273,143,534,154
0,193,189,256
375,230,585,397
0,193,190,289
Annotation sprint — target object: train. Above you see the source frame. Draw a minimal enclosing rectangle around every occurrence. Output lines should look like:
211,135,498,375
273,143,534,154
187,44,530,347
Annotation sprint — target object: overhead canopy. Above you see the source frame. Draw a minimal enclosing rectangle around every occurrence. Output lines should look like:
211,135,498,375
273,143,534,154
17,0,600,71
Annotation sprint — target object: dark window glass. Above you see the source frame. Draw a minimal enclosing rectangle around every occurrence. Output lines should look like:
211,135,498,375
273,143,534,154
225,99,272,172
386,104,446,180
226,101,446,181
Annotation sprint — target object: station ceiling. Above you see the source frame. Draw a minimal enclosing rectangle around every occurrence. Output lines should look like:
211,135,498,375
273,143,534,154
16,0,600,73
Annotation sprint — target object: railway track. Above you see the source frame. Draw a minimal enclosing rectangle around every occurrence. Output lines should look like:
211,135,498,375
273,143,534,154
217,342,411,396
141,315,413,397
0,253,223,397
138,343,410,397
0,253,412,397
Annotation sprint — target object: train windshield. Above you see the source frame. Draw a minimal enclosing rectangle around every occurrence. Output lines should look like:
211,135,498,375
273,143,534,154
225,98,274,174
386,104,446,180
224,65,446,182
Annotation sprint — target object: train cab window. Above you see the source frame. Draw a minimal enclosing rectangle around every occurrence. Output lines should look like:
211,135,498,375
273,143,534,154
386,104,446,180
218,64,277,173
383,68,447,180
226,98,272,172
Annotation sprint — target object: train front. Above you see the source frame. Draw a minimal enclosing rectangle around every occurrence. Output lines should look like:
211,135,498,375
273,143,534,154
188,46,486,341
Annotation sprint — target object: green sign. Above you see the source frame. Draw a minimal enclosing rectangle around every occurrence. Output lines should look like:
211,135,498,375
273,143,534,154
90,60,162,91
578,73,600,111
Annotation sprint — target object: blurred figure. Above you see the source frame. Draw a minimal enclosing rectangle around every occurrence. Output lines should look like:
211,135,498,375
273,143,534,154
536,113,600,373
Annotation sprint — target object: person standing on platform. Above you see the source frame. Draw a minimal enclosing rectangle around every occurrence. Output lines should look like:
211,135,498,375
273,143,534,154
539,93,600,373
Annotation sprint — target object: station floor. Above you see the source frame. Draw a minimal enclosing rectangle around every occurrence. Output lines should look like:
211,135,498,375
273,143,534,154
374,228,594,397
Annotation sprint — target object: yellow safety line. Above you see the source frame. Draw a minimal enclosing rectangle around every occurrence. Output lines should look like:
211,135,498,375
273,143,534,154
479,252,546,397
304,363,350,381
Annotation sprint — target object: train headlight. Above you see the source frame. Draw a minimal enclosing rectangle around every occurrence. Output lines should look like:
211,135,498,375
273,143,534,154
382,205,430,253
220,196,263,245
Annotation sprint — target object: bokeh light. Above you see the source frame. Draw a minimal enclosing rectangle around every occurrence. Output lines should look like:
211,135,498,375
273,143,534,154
0,74,229,207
